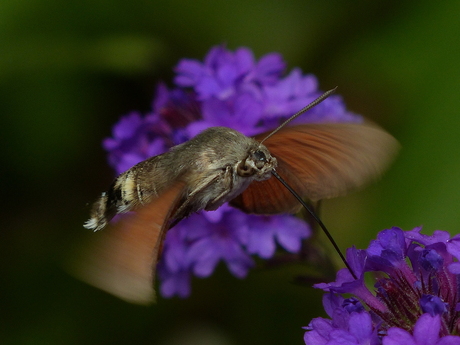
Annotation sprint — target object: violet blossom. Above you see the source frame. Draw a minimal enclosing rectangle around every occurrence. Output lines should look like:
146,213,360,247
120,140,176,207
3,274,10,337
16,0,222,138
304,227,460,345
102,45,361,298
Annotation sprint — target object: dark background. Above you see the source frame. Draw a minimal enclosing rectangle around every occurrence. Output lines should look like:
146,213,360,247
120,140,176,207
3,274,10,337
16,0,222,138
2,1,460,344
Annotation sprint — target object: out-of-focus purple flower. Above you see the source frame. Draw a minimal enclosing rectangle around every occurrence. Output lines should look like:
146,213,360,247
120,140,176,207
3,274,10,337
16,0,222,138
304,227,460,345
244,213,310,259
103,112,167,174
102,45,362,298
184,205,254,278
174,46,285,100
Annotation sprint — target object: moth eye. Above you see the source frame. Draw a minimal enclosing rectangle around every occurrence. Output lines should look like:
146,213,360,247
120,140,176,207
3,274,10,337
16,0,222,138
253,150,267,169
254,150,266,162
237,159,255,177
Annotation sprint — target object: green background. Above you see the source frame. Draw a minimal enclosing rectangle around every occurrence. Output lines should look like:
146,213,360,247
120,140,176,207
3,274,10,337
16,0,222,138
2,1,460,344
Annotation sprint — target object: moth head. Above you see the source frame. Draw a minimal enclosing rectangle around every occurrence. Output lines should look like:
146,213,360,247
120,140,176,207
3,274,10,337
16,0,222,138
236,145,277,181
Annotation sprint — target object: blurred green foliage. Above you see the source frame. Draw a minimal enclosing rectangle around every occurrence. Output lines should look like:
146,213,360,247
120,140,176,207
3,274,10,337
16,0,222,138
2,1,460,344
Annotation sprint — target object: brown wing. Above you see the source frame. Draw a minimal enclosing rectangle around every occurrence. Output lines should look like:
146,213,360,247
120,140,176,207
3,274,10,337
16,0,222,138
72,181,186,304
230,123,399,214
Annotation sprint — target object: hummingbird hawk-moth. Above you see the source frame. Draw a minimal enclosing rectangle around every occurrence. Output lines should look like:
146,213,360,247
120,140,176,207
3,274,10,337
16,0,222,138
76,89,399,304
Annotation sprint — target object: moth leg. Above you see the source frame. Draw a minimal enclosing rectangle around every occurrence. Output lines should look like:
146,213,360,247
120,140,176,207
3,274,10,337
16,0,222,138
172,171,223,220
205,165,234,208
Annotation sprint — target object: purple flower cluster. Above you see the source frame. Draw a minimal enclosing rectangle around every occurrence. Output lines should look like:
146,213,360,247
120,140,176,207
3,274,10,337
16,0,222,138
304,227,460,344
102,45,361,298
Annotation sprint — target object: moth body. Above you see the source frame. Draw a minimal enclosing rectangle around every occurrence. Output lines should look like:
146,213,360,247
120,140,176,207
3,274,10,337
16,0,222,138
84,127,277,231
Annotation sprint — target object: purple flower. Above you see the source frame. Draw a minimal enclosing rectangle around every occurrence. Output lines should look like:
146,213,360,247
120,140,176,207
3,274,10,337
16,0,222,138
184,206,254,278
383,314,460,345
103,112,166,173
244,214,310,258
174,45,285,100
102,45,361,298
304,293,379,345
304,227,460,344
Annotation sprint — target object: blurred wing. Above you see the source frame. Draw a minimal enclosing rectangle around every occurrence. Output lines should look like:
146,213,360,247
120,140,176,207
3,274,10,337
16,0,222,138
230,123,399,214
72,181,186,304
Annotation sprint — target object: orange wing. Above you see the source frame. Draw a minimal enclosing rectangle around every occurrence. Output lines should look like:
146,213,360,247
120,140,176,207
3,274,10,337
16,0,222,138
230,123,399,214
72,181,186,304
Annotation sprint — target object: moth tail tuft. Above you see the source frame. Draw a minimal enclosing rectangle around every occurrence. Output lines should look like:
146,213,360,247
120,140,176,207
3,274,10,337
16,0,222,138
84,192,109,231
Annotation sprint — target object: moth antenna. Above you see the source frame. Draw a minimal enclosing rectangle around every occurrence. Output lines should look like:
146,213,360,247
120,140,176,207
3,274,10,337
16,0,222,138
271,169,358,280
259,86,338,144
